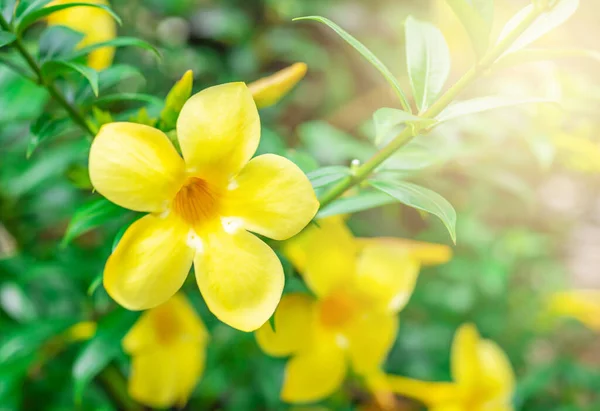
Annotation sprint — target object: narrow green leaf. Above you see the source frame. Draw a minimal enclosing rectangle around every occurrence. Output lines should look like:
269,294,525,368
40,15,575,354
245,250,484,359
160,70,193,131
1,0,18,22
61,197,125,246
14,0,52,20
90,92,163,108
67,37,161,61
307,166,351,189
16,2,121,34
370,179,457,243
373,107,435,146
76,64,144,103
317,190,397,219
38,26,84,62
497,0,579,55
436,96,555,123
42,60,99,96
405,16,451,113
27,115,72,157
294,15,412,112
445,0,494,56
72,308,139,404
0,30,16,48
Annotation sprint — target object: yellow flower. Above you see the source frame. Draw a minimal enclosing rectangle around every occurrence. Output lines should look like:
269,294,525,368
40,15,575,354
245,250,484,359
547,290,600,331
89,82,319,331
248,63,308,109
255,218,451,403
385,323,515,411
47,0,117,70
122,293,208,408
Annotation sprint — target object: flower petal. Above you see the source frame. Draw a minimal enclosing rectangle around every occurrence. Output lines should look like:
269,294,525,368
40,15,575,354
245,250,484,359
346,313,398,375
355,241,420,313
385,376,461,407
249,62,307,109
89,123,185,212
176,82,260,178
223,154,319,241
281,343,347,403
123,293,208,354
357,237,452,266
450,323,481,391
478,339,515,402
194,228,284,332
283,217,357,297
128,342,205,408
255,293,315,357
548,290,600,331
104,214,194,310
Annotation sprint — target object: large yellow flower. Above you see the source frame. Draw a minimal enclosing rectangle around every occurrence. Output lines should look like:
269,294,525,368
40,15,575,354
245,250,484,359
47,0,117,70
548,290,600,331
122,293,208,408
385,323,515,411
255,218,451,403
89,82,319,331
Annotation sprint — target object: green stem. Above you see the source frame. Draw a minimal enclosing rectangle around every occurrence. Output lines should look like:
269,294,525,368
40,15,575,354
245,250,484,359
317,7,542,209
0,14,95,138
97,364,143,411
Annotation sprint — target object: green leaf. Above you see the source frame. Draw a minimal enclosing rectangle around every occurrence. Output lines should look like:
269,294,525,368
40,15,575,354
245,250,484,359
370,179,457,243
42,60,99,96
160,70,193,131
76,64,144,103
445,0,494,56
317,190,397,218
38,25,84,62
90,92,163,108
405,16,451,113
436,96,555,123
27,115,72,158
72,308,139,404
16,1,121,35
307,166,351,189
14,0,52,20
1,0,18,22
67,36,161,61
61,197,125,246
294,15,412,112
494,48,600,70
0,30,16,48
497,0,579,55
373,107,435,146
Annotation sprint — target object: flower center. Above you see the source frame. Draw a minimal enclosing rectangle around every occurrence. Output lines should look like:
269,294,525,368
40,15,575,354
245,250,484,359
172,177,220,227
152,305,181,346
319,291,358,329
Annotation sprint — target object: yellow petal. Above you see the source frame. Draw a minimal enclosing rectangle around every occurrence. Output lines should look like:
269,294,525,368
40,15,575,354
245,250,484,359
249,62,307,109
89,122,185,212
357,237,452,266
223,154,319,241
354,242,420,313
194,228,284,332
385,375,461,406
255,293,315,357
123,293,208,354
478,339,515,402
284,217,357,297
450,323,481,391
47,0,116,70
346,313,398,375
128,342,205,408
176,82,260,179
104,213,194,310
548,290,600,331
281,343,347,403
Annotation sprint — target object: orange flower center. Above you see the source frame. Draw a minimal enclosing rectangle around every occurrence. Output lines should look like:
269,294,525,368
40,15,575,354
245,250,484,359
172,177,221,227
152,305,181,346
319,291,358,329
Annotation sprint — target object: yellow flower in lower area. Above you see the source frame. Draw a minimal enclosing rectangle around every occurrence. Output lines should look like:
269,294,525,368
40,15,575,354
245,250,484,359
248,63,308,109
89,82,318,331
122,293,208,409
385,324,515,411
255,218,451,403
548,290,600,331
47,0,117,70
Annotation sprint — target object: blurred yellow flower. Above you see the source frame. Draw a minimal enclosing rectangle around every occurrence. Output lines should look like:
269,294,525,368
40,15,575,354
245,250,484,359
47,0,116,70
385,323,515,411
89,82,318,331
248,63,308,109
122,293,208,408
548,290,600,331
255,218,451,403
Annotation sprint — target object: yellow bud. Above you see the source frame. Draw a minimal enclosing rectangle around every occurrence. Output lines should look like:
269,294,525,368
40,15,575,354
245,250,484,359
160,70,194,130
249,62,307,109
64,321,97,343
